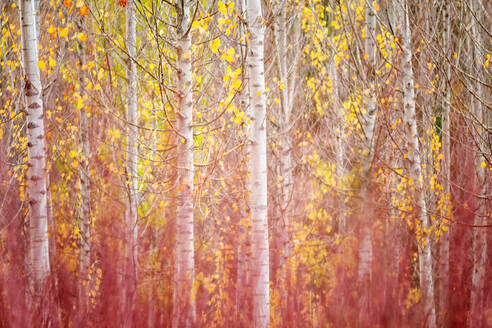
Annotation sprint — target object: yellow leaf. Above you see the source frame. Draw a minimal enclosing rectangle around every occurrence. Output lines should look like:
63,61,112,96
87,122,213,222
481,161,487,168
112,129,121,139
38,60,46,71
97,68,104,80
218,0,227,15
191,21,200,29
76,97,84,110
47,25,56,35
78,33,87,42
59,27,68,38
224,47,235,62
48,56,56,68
70,149,78,158
210,38,220,54
232,78,241,90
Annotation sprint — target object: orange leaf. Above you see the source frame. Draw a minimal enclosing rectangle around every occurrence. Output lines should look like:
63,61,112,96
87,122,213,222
80,5,88,16
63,0,72,8
118,0,128,7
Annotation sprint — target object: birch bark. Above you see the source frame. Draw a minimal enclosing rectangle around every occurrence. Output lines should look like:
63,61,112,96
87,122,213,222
20,0,50,295
399,2,437,327
246,0,270,324
123,0,138,325
172,0,196,325
438,3,451,325
358,2,377,325
272,4,298,324
468,1,487,326
78,27,91,317
330,60,345,233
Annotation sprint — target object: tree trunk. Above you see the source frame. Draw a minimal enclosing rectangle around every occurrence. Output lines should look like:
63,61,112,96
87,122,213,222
172,0,196,326
331,59,345,233
399,2,437,327
246,0,270,324
124,0,139,325
468,1,487,326
76,21,92,318
272,4,296,324
438,3,451,325
20,0,50,296
358,1,377,326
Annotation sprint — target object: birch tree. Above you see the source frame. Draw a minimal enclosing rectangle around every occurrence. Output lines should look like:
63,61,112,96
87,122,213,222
246,0,270,324
331,59,346,234
78,18,91,317
438,2,452,324
272,2,300,323
172,0,196,325
20,0,50,295
468,1,488,326
123,0,139,325
399,2,437,327
358,1,377,325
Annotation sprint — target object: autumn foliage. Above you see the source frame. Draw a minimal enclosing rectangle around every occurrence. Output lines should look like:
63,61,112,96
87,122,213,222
0,0,491,327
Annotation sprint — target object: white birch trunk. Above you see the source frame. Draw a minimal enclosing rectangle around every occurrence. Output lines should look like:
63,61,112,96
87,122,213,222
468,1,487,326
246,0,270,324
400,2,437,327
438,4,451,325
20,0,50,295
78,32,91,316
172,0,195,325
124,0,138,325
330,60,345,233
360,1,377,159
358,2,377,325
468,89,487,328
